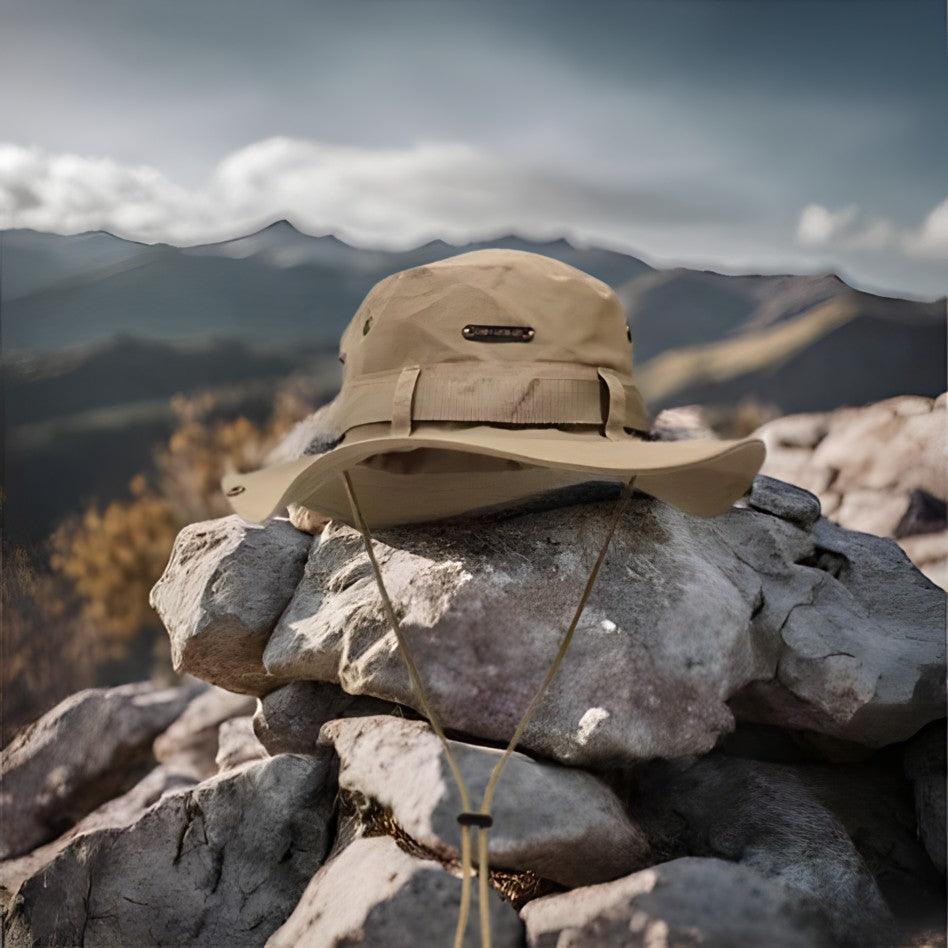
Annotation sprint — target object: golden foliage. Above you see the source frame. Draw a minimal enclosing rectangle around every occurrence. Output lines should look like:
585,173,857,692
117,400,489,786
49,481,180,651
1,546,100,743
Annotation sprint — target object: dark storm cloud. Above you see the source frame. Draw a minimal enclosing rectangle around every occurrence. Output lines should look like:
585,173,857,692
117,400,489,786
0,0,945,294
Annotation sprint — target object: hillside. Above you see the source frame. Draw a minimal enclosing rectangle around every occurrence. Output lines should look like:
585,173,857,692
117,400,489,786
633,289,945,413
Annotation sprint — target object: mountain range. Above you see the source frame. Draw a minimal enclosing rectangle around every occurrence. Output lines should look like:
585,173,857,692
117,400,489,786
2,222,945,545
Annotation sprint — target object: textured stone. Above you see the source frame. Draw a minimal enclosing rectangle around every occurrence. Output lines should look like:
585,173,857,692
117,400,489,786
150,516,312,694
258,489,943,762
747,474,821,528
758,394,946,586
153,685,255,779
253,680,401,756
320,715,650,888
0,764,196,896
635,753,899,943
4,754,336,948
0,681,199,859
904,720,947,874
521,857,835,948
215,716,268,772
268,835,522,948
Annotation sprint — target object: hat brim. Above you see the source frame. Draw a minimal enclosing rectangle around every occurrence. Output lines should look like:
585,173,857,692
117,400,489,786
222,423,765,527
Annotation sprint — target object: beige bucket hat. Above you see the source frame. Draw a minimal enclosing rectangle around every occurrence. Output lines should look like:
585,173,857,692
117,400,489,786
222,248,765,526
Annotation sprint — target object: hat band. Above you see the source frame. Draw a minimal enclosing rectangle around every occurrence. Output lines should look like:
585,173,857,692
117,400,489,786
334,362,649,433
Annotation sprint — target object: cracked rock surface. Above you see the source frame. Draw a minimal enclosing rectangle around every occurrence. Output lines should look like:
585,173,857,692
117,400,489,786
521,857,836,947
149,516,311,695
3,753,336,948
268,835,523,948
230,482,943,763
0,680,200,859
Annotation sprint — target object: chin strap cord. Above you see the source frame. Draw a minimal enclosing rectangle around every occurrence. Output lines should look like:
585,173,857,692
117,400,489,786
342,471,636,948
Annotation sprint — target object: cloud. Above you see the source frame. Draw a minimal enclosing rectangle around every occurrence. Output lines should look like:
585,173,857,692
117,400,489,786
0,138,740,249
796,199,947,260
903,197,948,260
797,203,859,245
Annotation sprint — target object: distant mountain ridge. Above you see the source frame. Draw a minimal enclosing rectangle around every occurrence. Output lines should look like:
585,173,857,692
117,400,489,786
0,224,653,352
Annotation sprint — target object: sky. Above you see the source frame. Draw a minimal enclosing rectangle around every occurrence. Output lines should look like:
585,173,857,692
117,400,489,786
1,0,946,297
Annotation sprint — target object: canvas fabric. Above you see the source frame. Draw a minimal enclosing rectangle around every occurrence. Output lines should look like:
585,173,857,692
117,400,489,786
222,248,765,525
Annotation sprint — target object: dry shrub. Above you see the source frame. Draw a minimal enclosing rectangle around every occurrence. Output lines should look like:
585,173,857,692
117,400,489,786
48,477,180,653
1,545,100,744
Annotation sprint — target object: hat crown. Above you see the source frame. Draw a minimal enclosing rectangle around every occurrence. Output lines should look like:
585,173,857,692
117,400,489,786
340,249,632,379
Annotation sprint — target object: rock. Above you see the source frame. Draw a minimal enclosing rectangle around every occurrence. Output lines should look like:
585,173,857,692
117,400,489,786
268,835,522,948
256,488,942,763
729,516,945,746
215,716,268,771
747,474,821,528
4,754,336,948
520,857,835,948
758,394,947,587
0,681,199,859
895,489,947,539
904,721,947,874
253,680,402,756
0,764,196,894
320,715,650,888
899,531,948,592
635,753,896,943
153,685,256,778
150,516,312,694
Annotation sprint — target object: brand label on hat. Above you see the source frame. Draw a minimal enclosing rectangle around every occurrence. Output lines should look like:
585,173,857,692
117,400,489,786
462,324,535,343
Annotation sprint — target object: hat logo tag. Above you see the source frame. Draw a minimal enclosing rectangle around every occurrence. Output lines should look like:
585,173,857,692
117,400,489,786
462,324,535,343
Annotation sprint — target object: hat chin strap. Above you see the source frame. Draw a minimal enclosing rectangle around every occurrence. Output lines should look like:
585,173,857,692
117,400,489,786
342,471,636,948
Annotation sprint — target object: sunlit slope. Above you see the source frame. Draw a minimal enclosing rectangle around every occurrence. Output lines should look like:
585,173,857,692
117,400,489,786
636,291,946,412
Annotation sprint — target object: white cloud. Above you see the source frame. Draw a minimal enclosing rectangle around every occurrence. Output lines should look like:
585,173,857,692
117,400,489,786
0,138,731,249
903,197,948,260
796,199,948,262
797,203,858,245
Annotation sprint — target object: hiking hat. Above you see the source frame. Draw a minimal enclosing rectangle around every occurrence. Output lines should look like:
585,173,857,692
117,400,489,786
222,249,765,527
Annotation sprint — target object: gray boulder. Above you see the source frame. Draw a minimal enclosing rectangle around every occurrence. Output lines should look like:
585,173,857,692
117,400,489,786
520,857,835,947
0,681,199,859
150,516,312,695
215,716,268,771
153,685,256,778
268,835,522,948
904,720,947,873
260,485,942,763
0,764,196,896
320,715,650,888
635,753,896,943
253,680,401,756
3,754,336,948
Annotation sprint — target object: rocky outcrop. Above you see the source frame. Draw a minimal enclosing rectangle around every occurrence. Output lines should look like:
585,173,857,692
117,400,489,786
904,721,947,874
253,680,401,756
321,715,650,888
191,482,947,764
215,716,268,771
0,680,200,859
149,516,312,694
757,394,946,587
520,857,836,947
268,835,523,948
635,754,904,943
0,764,196,895
153,685,255,778
3,754,336,948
